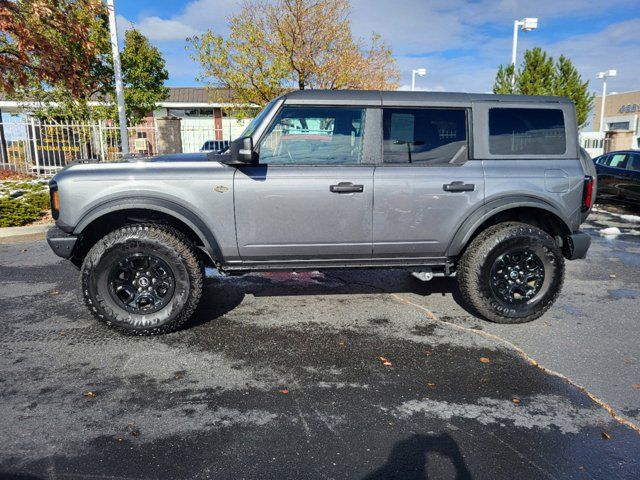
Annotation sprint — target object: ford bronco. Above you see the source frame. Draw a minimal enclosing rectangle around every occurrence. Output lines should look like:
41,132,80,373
47,90,596,335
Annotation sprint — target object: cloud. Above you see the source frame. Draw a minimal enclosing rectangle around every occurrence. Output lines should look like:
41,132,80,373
115,0,639,107
131,17,200,41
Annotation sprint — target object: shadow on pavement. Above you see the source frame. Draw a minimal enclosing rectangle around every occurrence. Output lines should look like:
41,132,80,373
186,269,478,330
363,433,472,480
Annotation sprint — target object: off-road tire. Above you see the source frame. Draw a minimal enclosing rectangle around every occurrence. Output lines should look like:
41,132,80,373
457,222,564,324
81,224,203,335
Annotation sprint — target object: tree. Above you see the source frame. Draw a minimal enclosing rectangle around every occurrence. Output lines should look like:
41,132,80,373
0,0,108,97
119,29,169,124
517,48,555,96
493,64,516,95
553,55,594,127
189,0,400,113
493,47,594,127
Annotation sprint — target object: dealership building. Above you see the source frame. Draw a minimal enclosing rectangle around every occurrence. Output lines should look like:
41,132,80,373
591,90,640,152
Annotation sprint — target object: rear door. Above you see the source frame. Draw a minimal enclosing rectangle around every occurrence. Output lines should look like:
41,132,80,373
372,107,484,257
600,153,629,198
620,152,640,203
234,105,374,261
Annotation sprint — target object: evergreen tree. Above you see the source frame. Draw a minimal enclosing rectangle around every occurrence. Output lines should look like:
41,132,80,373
517,47,555,95
553,55,594,127
492,64,516,94
493,48,594,128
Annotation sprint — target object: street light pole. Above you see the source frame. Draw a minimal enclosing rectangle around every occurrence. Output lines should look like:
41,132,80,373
511,20,520,67
597,70,617,133
511,17,538,86
106,0,129,156
411,68,427,91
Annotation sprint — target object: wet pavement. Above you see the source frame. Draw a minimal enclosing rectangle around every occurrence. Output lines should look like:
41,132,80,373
1,205,639,479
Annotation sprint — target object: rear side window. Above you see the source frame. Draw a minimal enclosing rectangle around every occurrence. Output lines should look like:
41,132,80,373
628,154,640,172
489,108,566,155
383,108,467,164
605,153,628,169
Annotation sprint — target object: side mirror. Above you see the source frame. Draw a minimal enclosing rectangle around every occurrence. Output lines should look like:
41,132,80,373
229,136,258,164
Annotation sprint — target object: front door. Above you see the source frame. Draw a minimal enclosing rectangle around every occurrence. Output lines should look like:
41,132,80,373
373,107,484,257
234,105,374,261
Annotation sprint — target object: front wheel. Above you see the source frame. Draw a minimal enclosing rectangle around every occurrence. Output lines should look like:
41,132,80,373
457,222,564,324
81,224,203,335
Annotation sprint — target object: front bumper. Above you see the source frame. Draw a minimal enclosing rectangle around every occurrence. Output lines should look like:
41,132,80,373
47,226,77,259
563,231,591,260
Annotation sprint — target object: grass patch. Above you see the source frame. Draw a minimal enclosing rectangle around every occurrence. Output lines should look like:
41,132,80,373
0,179,51,227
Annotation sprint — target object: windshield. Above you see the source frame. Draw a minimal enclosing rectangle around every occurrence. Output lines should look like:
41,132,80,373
237,100,277,139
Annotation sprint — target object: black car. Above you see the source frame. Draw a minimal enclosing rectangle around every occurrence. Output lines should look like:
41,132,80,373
593,150,640,205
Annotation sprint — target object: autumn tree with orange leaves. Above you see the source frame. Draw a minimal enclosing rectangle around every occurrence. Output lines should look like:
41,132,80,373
0,0,110,97
189,0,400,114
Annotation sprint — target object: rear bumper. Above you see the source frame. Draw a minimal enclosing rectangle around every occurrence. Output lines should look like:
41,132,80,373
563,231,591,260
47,226,77,259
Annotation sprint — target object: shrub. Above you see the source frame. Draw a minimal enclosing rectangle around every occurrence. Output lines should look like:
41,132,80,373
0,197,44,227
0,189,51,227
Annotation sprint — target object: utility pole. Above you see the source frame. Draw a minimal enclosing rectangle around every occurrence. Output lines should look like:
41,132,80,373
106,0,129,156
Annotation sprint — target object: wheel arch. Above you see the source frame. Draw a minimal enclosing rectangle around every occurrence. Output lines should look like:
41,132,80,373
71,197,222,266
447,197,573,258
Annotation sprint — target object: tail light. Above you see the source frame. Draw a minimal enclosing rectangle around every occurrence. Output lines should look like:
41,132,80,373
582,176,594,212
49,181,60,220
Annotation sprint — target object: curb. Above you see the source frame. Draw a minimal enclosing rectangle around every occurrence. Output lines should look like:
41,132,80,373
0,223,53,241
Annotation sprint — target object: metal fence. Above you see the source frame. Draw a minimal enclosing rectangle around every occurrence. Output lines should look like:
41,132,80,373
0,117,249,176
0,118,156,175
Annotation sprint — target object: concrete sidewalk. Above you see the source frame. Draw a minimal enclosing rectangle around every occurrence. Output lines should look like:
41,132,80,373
0,222,53,242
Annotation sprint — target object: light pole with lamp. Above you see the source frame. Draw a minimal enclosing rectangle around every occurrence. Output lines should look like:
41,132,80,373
596,70,617,133
106,0,129,156
411,68,427,91
511,17,538,85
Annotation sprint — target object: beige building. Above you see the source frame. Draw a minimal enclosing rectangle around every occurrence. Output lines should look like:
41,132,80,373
592,90,640,152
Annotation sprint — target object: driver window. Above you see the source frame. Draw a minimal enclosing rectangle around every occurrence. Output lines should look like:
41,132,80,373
258,107,365,165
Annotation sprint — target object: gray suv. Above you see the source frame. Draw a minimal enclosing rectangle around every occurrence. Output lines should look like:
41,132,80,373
47,90,596,335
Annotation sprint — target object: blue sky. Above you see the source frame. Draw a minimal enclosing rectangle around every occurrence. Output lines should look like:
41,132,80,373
116,0,640,95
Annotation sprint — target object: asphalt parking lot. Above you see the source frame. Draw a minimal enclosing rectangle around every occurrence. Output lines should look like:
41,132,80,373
1,205,639,479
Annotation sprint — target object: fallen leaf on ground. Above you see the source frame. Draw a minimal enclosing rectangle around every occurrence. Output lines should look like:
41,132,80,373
426,383,436,388
601,432,611,440
479,357,490,364
278,388,289,394
632,384,640,391
379,356,393,366
84,391,97,398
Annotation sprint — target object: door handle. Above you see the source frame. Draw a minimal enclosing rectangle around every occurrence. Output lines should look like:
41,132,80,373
330,182,364,193
443,181,475,192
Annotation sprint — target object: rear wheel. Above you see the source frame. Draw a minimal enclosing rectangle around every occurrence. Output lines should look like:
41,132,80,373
81,224,203,335
457,222,564,324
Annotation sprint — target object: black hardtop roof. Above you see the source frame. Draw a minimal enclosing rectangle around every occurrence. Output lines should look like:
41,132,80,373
280,89,572,107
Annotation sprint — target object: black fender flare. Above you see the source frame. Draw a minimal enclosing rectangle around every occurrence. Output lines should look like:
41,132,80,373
446,195,572,257
72,195,223,261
